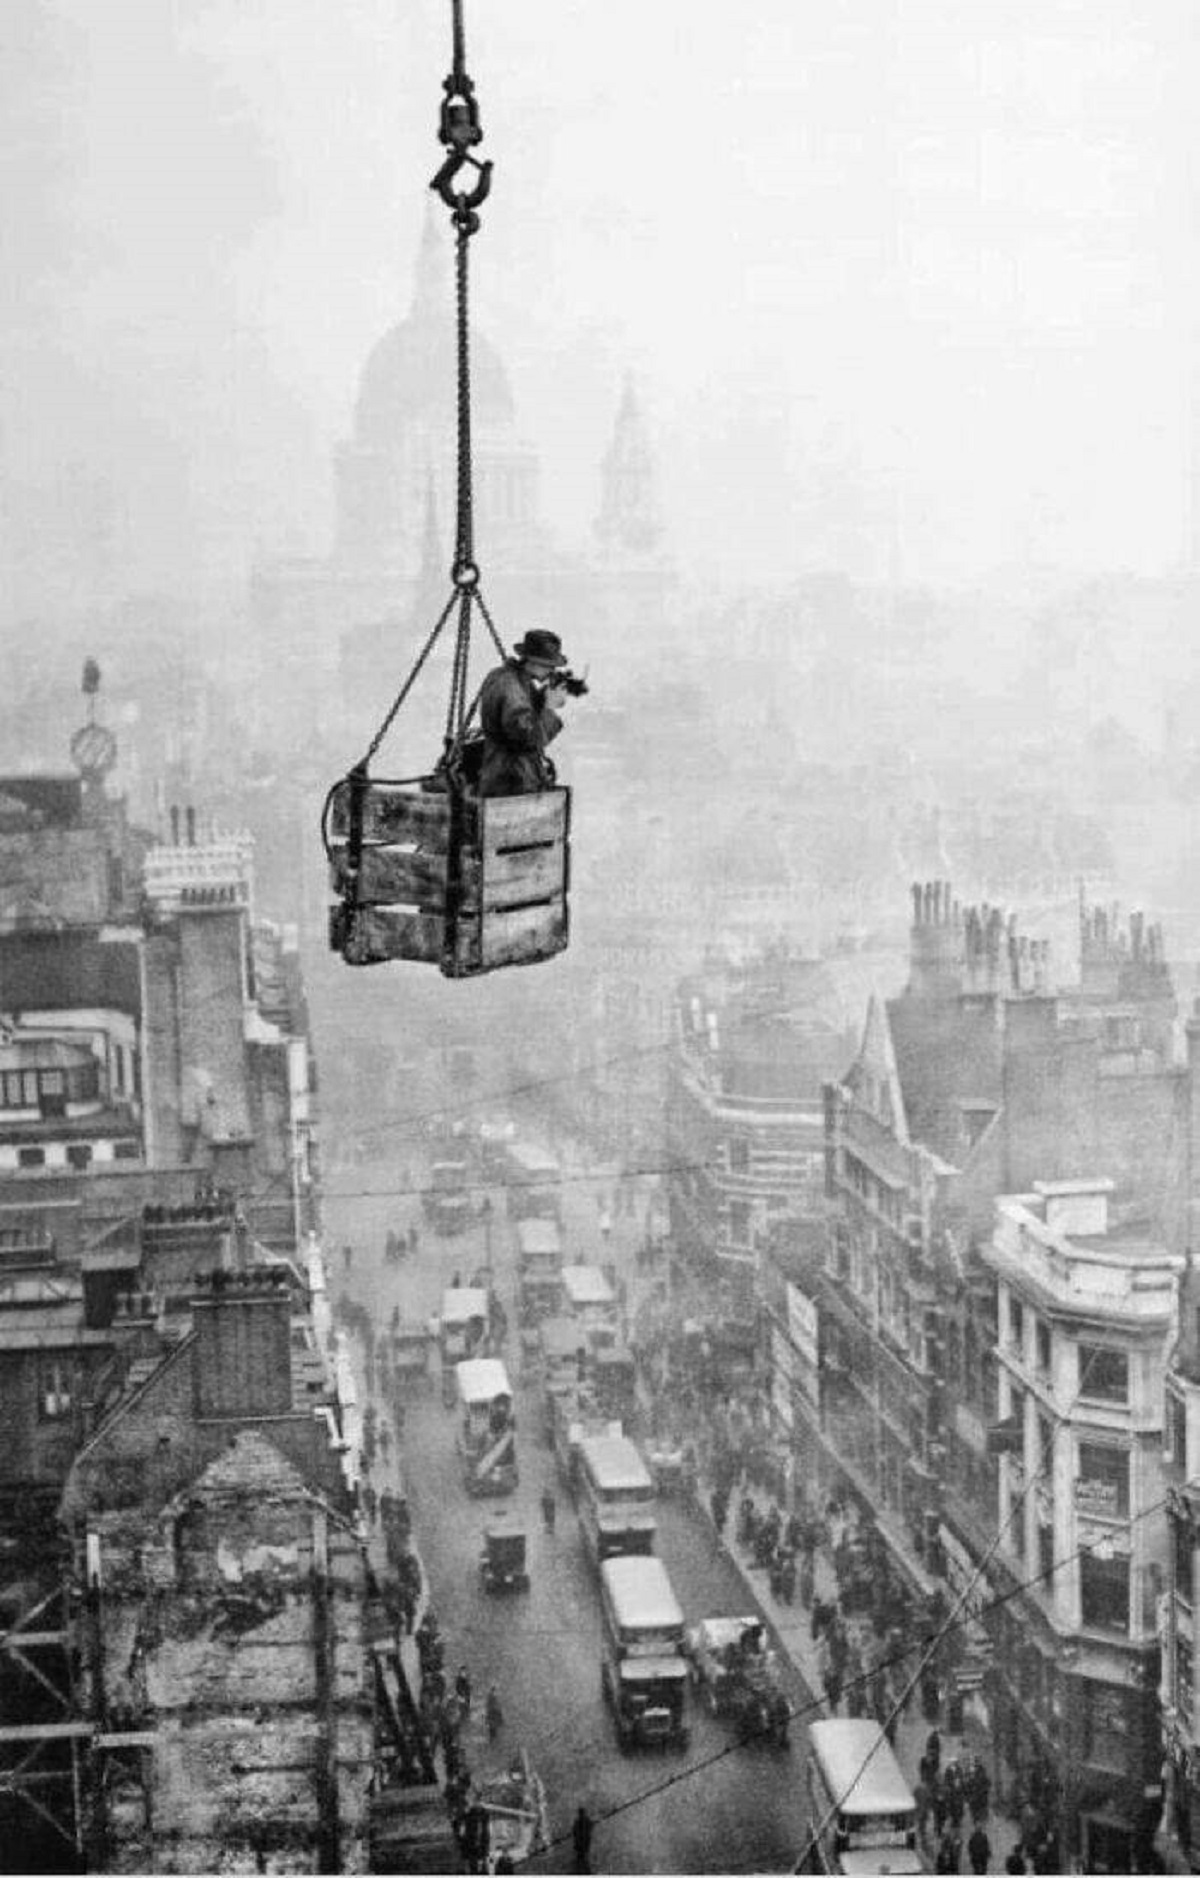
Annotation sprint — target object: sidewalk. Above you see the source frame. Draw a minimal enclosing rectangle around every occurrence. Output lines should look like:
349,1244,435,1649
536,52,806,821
698,1479,1026,1875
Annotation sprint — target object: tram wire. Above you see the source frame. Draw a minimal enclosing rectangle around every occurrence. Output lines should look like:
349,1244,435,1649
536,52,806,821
518,1473,1183,1870
792,1332,1145,1872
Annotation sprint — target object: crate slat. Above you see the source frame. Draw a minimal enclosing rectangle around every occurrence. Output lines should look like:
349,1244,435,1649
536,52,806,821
481,843,565,909
479,898,568,970
328,844,467,905
327,780,460,850
329,904,447,966
480,789,568,857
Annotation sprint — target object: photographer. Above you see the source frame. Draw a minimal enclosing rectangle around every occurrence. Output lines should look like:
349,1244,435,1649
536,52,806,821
477,629,582,797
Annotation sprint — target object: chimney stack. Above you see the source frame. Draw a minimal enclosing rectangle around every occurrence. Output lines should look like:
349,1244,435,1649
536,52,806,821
191,1270,293,1420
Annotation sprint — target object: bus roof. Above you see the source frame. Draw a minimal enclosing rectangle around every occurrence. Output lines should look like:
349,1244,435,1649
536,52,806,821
441,1288,489,1325
515,1218,561,1256
507,1142,560,1178
807,1720,916,1819
600,1555,683,1631
579,1433,654,1494
561,1265,615,1306
455,1358,511,1405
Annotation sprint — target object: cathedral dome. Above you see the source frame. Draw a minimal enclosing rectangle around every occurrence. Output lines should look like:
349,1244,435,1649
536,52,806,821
352,211,515,447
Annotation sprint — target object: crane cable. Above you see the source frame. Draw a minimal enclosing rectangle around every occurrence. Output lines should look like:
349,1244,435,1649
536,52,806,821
354,0,505,785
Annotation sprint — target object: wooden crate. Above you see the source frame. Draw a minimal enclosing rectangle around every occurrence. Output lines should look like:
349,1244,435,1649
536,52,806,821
328,779,570,976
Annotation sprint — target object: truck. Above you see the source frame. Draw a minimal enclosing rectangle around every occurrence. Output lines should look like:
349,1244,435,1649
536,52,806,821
599,1554,689,1751
456,1357,518,1495
684,1616,789,1745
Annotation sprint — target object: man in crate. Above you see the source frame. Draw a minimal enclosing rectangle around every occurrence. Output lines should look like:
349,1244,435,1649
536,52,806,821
477,629,576,797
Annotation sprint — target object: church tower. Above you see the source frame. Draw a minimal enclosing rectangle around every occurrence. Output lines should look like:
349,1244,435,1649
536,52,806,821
594,375,664,560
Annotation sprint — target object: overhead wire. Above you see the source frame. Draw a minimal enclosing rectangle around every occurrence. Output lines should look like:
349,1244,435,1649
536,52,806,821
792,1328,1153,1871
514,1474,1182,1868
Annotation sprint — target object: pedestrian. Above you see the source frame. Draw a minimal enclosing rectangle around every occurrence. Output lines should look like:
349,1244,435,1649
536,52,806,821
455,1665,472,1716
463,1800,490,1876
821,1664,842,1716
914,1778,932,1845
945,1769,965,1833
572,1804,594,1874
486,1685,504,1739
968,1759,991,1823
926,1728,943,1774
935,1828,961,1875
967,1822,991,1875
542,1487,557,1533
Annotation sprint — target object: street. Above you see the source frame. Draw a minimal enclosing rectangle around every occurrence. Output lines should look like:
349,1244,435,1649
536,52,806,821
325,1134,814,1874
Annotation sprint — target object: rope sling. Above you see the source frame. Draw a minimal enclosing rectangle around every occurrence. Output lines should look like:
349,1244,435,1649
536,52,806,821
323,0,572,978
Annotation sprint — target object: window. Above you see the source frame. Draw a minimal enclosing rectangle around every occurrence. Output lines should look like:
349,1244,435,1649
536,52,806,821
728,1137,749,1175
17,1147,46,1169
1036,1318,1052,1378
1037,1523,1055,1586
1174,1516,1194,1607
727,1201,751,1248
38,1357,72,1421
1077,1443,1130,1519
1009,1296,1025,1354
1037,1412,1055,1478
66,1145,92,1171
1078,1344,1128,1405
1080,1551,1130,1633
1177,1637,1195,1730
1083,1680,1132,1770
1167,1389,1188,1467
113,1141,140,1162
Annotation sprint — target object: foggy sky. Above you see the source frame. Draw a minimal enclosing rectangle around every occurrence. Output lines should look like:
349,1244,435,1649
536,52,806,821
3,0,1198,606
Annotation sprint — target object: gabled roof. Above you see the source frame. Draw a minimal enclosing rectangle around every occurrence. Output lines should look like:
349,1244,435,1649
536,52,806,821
846,995,910,1146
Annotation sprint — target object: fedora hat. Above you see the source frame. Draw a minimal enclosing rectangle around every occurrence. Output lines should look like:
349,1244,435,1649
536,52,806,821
512,629,567,667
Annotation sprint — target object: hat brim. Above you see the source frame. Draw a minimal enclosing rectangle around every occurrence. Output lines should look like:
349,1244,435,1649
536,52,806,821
512,641,567,667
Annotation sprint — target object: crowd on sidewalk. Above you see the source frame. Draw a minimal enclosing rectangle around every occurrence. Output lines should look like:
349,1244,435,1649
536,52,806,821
630,1304,1076,1874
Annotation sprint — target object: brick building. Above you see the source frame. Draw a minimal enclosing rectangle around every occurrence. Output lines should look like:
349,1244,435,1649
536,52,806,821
801,880,1196,1858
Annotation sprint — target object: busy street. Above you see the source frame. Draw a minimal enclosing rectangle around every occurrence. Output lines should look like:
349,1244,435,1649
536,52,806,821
324,1127,815,1873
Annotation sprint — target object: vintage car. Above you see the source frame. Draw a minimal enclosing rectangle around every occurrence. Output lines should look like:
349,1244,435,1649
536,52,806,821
479,1513,530,1593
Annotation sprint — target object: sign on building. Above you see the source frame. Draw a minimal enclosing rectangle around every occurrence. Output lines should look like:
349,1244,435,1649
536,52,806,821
786,1282,820,1410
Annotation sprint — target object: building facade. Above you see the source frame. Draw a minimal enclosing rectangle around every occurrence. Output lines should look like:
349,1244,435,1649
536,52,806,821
984,1181,1179,1875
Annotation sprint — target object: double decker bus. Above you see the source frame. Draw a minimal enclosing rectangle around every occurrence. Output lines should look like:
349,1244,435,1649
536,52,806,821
599,1555,689,1751
456,1357,518,1495
798,1719,922,1874
515,1216,564,1322
577,1432,656,1563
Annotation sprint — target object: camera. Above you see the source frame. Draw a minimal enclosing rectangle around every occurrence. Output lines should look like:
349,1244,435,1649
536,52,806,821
556,669,590,698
